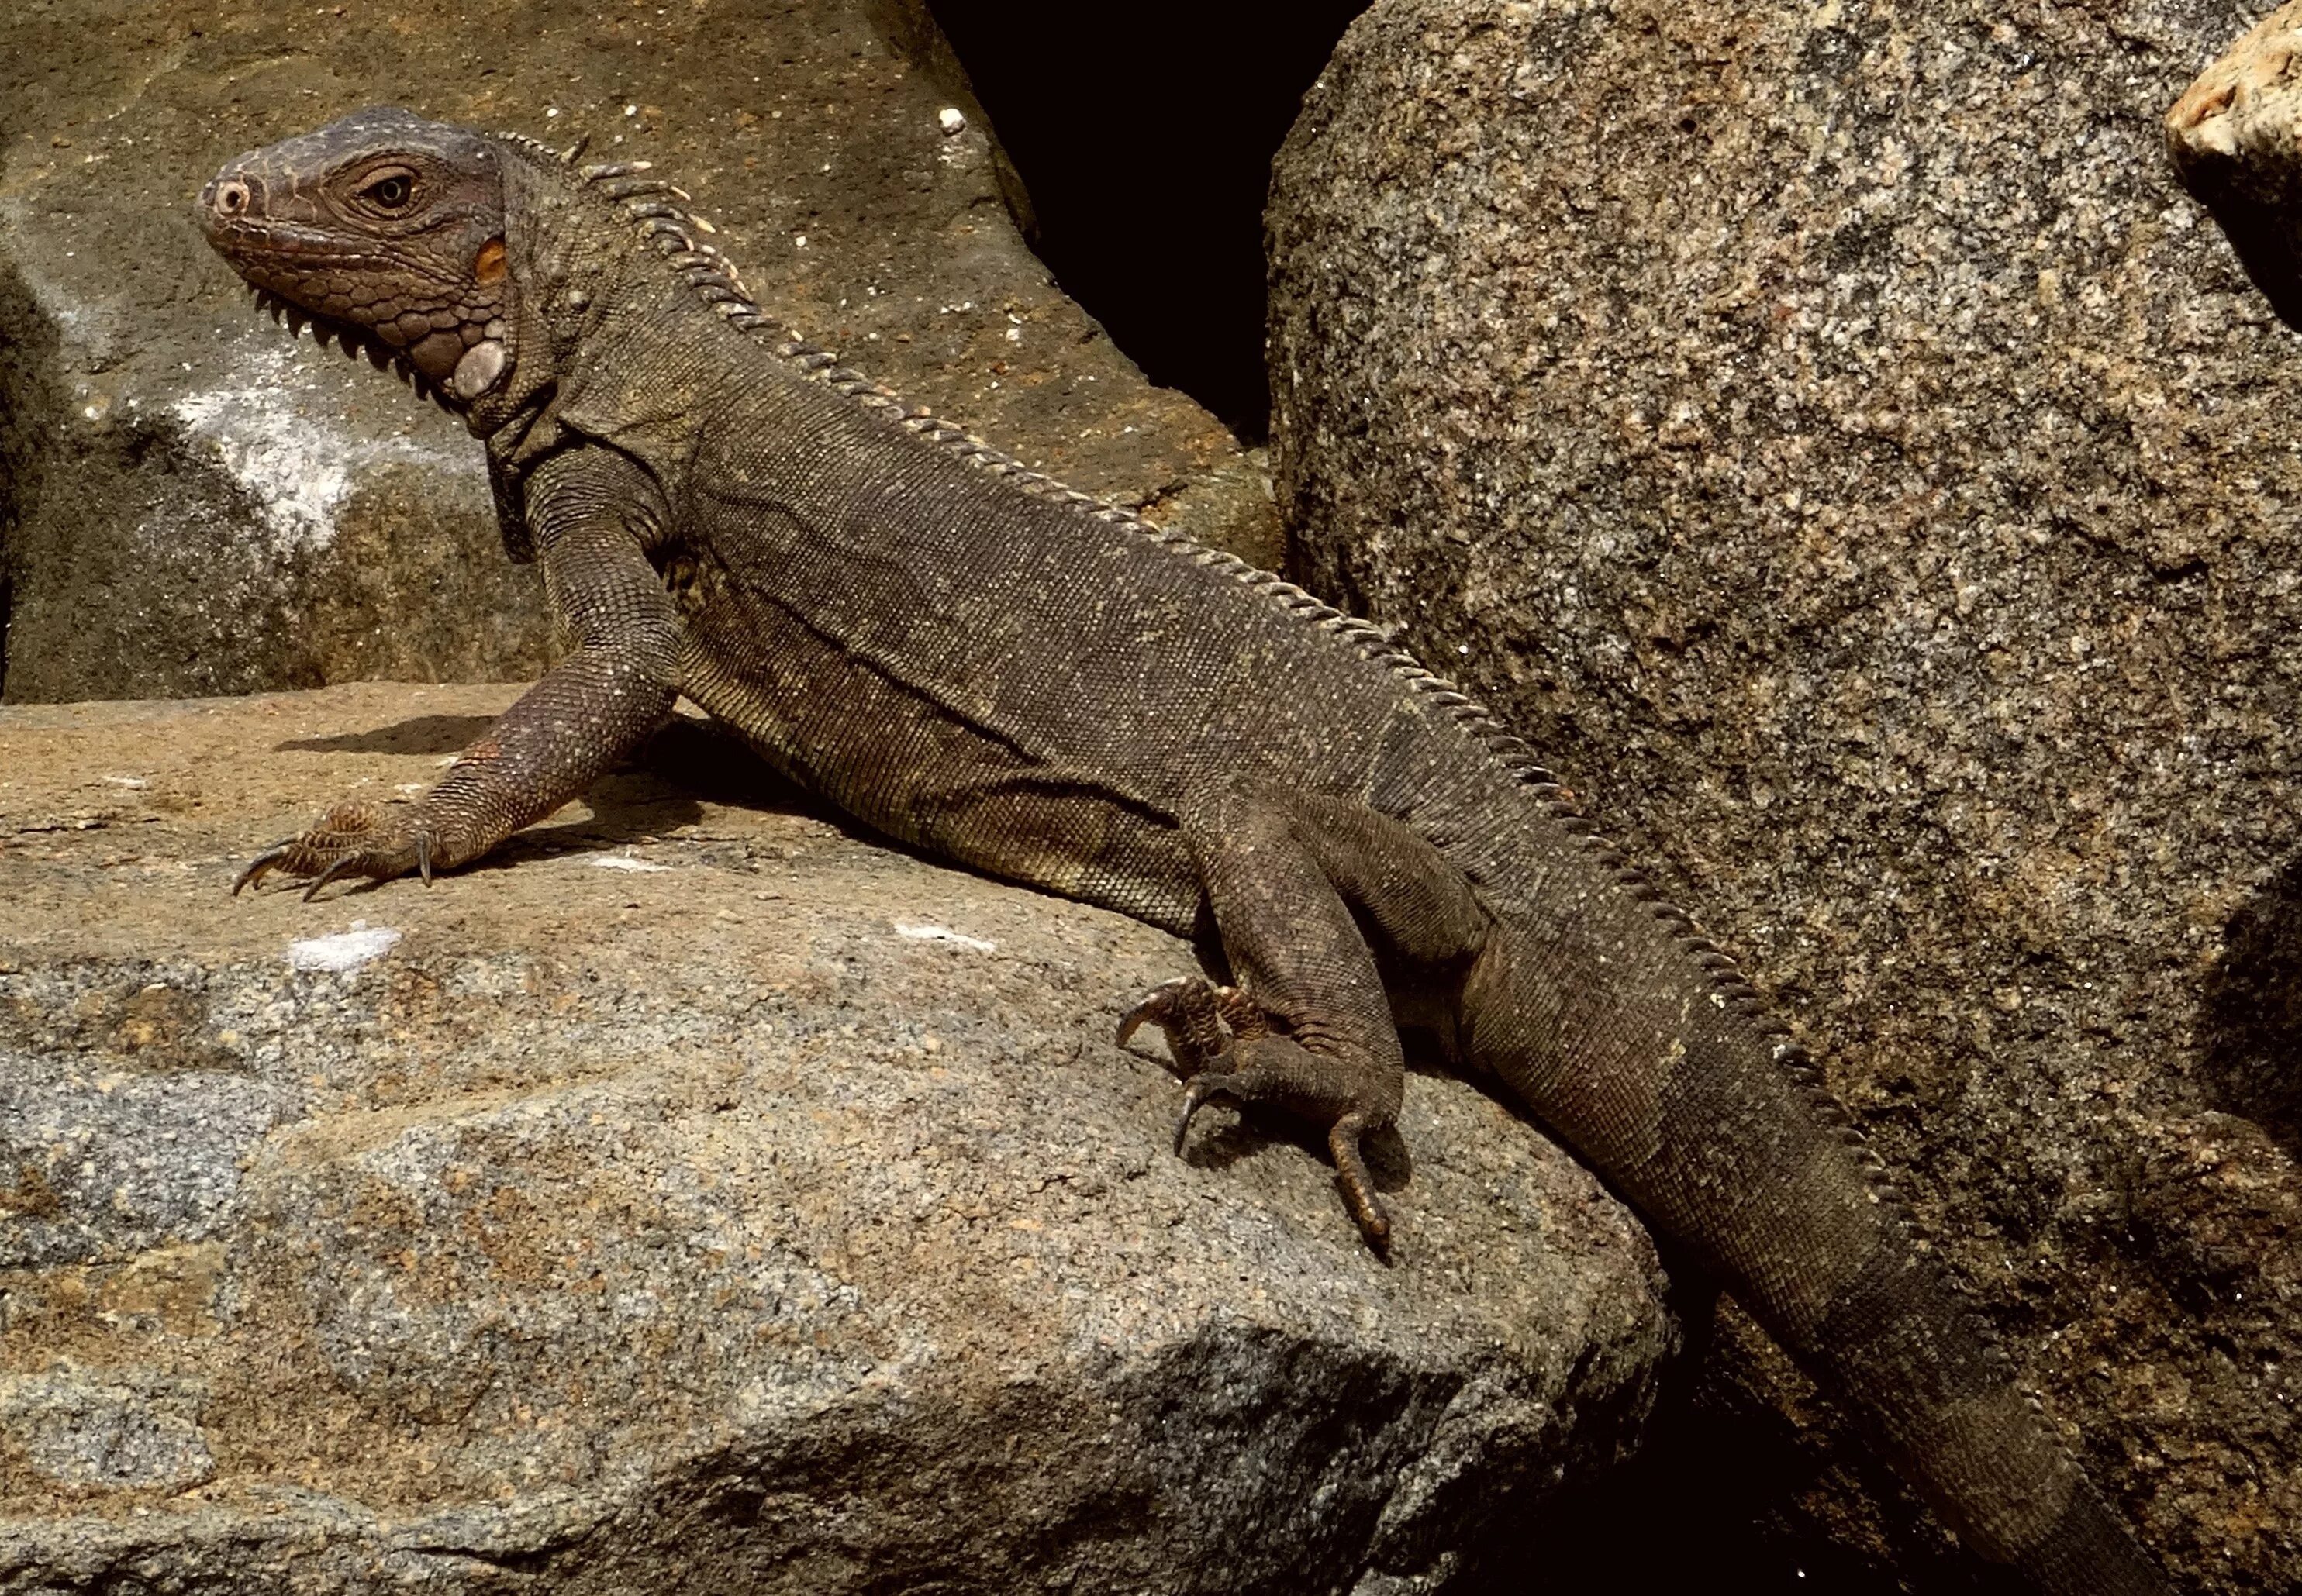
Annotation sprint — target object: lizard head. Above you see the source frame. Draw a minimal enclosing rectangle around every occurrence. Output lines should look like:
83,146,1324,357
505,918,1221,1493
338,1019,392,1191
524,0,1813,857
199,107,519,409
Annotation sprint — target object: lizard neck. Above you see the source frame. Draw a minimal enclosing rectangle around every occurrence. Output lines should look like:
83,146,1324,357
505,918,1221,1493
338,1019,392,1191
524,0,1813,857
462,153,620,448
471,152,730,498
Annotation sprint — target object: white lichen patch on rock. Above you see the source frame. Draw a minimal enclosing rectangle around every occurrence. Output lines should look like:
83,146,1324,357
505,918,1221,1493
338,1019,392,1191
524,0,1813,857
169,343,456,553
893,921,998,953
0,191,118,367
285,921,402,972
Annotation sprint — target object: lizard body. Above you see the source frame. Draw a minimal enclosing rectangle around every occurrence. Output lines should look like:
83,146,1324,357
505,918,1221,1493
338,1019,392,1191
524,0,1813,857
198,109,2167,1592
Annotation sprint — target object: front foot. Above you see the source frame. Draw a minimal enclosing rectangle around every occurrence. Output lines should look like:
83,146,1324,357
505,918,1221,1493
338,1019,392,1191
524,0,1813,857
233,802,442,901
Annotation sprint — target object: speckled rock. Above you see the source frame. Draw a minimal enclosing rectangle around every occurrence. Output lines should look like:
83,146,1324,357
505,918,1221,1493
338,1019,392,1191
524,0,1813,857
2165,2,2302,1153
0,0,1277,706
1268,2,2301,1589
0,685,1672,1594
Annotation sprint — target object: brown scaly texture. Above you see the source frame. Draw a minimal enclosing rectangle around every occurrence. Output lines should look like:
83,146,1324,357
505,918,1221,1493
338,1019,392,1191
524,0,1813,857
195,109,2167,1592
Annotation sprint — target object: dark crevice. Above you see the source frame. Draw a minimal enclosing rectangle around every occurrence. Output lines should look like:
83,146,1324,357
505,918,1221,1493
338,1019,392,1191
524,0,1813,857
923,2,1373,442
1507,1371,1952,1595
0,255,62,705
2200,847,2302,1153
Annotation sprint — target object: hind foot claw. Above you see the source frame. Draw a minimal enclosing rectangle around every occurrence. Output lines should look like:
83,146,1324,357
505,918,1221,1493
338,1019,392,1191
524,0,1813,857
1116,974,1267,1077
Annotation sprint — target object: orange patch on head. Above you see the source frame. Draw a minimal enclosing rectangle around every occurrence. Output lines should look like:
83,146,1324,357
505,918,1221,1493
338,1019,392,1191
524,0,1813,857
474,237,507,285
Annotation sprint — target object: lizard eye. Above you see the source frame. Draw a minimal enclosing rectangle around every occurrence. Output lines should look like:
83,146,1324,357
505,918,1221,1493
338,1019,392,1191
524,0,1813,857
359,170,416,211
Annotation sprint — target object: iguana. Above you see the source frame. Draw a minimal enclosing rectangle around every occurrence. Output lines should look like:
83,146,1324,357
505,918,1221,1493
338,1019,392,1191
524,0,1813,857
198,108,2169,1593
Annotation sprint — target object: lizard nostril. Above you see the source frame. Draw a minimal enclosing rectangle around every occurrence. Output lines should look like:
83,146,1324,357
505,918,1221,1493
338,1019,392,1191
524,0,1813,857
214,180,250,216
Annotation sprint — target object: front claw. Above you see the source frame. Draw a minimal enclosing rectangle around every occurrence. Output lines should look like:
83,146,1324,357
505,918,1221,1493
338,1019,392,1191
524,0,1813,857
229,802,441,901
299,853,374,903
232,841,297,896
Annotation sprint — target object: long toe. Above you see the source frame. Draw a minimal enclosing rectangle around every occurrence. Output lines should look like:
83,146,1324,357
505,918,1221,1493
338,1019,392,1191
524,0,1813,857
1328,1113,1393,1256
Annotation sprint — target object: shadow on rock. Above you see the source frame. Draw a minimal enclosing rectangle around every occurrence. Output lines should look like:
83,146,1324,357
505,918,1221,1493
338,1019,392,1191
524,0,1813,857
495,718,814,869
2200,846,2302,1153
278,715,501,756
1169,1108,1414,1203
279,711,808,815
626,715,809,810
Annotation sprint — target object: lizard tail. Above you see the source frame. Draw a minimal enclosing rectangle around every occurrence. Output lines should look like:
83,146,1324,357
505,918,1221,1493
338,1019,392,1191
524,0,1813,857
1463,931,2166,1592
1783,1226,2165,1594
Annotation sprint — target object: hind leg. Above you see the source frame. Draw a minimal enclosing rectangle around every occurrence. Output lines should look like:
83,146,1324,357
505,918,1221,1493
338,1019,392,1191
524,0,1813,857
1119,784,1493,1251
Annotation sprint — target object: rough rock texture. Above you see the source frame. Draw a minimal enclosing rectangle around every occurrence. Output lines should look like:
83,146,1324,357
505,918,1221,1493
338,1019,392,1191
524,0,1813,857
1268,2,2302,1590
0,0,1277,706
0,685,1673,1594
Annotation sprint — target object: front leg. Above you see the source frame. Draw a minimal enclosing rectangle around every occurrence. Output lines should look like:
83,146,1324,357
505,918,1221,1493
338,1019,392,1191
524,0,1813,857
237,447,682,898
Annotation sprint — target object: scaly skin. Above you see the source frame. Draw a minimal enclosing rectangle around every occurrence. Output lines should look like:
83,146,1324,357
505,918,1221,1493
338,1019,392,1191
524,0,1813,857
198,109,2170,1592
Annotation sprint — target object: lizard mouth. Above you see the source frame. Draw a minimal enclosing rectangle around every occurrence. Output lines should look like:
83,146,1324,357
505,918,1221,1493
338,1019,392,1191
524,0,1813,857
243,283,481,415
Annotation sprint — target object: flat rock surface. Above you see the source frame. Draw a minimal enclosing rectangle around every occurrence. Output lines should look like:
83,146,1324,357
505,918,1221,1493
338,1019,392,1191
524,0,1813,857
0,685,1672,1594
1269,1,2301,1589
0,0,1275,705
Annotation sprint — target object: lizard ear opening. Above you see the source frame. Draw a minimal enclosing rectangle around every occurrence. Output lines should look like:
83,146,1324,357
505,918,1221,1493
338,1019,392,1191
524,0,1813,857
474,237,507,285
